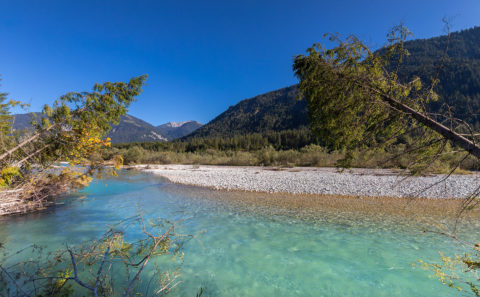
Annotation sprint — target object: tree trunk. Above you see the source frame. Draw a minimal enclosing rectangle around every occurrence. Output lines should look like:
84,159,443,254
369,86,480,159
0,123,57,163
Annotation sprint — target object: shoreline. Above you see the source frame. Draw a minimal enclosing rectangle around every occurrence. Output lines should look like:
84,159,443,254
159,182,480,220
135,164,480,199
0,190,53,216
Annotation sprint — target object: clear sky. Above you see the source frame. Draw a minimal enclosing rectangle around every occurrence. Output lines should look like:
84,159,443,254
0,0,479,125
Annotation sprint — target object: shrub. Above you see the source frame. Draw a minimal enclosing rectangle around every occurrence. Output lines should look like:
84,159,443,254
123,146,144,164
0,166,22,187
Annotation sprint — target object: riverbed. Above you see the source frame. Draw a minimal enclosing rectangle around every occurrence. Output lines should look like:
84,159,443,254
137,164,480,198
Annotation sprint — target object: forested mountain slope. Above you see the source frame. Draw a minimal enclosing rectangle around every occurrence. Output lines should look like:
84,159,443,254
187,26,480,139
394,26,480,126
106,114,167,143
185,85,307,138
13,27,480,143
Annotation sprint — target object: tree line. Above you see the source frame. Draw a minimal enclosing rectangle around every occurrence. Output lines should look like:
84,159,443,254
114,128,319,152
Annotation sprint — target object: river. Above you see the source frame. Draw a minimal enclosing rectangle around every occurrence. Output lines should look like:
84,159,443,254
0,170,476,296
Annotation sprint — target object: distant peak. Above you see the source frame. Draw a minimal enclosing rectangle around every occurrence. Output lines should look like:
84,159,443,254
166,121,188,128
160,120,201,128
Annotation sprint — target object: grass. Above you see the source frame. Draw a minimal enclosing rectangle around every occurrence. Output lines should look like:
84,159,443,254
103,143,480,174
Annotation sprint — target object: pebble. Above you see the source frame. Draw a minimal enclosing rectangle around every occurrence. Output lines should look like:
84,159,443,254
138,165,480,199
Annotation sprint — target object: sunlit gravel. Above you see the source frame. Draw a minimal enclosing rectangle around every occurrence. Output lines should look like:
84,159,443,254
137,165,480,198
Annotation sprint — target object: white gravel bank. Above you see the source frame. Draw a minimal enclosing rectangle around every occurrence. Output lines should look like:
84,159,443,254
137,165,480,199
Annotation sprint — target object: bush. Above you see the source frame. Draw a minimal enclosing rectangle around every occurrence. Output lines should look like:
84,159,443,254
0,167,22,187
107,140,479,173
123,146,144,164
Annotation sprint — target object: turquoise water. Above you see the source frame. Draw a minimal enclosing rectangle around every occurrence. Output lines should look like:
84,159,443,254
0,171,474,296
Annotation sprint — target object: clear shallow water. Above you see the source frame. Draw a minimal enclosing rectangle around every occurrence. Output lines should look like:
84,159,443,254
0,171,475,296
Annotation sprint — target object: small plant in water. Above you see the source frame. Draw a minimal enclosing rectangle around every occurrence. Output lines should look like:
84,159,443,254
0,215,191,296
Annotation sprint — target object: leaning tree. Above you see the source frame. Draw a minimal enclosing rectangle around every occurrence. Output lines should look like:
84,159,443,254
0,75,194,296
0,75,147,213
293,25,480,295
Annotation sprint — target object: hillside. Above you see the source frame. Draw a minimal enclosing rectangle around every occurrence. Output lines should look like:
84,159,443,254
186,26,480,139
157,121,203,139
396,26,480,126
13,113,202,143
107,114,167,143
108,117,202,143
186,85,307,138
12,112,41,131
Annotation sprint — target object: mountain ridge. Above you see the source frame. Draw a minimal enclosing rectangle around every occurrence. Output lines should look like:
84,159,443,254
11,26,480,144
185,26,480,140
157,121,203,140
184,85,306,139
12,113,202,143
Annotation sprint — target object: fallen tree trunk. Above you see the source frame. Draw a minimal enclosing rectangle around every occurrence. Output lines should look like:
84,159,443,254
0,177,70,216
0,123,57,163
365,83,480,159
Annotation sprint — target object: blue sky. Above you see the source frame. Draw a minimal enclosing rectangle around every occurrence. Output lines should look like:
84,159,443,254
0,0,479,125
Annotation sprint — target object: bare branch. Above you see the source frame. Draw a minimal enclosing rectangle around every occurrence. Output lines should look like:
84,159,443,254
67,249,95,291
0,264,31,297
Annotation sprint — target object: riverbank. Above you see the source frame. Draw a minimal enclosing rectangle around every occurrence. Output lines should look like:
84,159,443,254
0,175,72,216
136,164,480,199
0,189,51,216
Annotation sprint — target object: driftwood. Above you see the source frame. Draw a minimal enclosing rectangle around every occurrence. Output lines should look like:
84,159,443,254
0,192,48,216
0,178,70,216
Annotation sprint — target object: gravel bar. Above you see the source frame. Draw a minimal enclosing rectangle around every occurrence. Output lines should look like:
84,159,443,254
137,165,480,199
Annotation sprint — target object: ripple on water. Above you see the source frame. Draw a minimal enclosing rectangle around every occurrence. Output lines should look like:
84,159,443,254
0,171,478,297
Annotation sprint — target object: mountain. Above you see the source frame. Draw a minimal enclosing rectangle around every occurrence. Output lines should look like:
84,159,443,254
186,85,307,138
161,121,190,128
11,27,480,144
187,27,480,139
12,112,41,131
97,116,202,143
12,113,201,143
157,121,203,139
394,26,480,127
107,114,167,143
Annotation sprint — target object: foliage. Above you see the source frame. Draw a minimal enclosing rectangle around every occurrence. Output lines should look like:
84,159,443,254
105,137,478,173
417,249,480,296
124,146,144,164
0,215,186,296
116,128,320,153
0,166,22,187
32,75,147,166
0,75,147,202
185,85,308,139
0,77,28,155
393,26,480,127
293,26,445,169
294,24,480,295
0,86,11,142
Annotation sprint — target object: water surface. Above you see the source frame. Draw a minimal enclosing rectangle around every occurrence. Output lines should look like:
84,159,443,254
0,171,475,296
